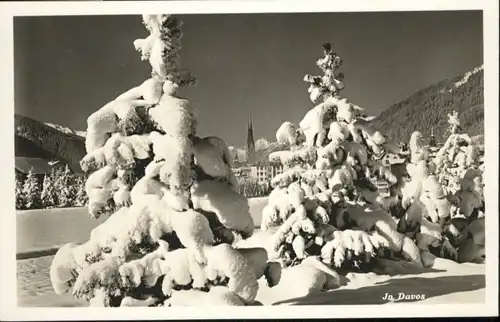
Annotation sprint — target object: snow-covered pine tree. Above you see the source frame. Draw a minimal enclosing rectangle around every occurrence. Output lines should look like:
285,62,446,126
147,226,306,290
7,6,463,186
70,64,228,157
65,164,77,206
15,172,25,210
67,173,80,207
263,43,424,272
53,165,78,207
74,175,89,207
52,167,66,207
447,110,461,135
22,168,42,210
50,14,281,307
433,110,483,196
48,167,62,206
41,171,57,208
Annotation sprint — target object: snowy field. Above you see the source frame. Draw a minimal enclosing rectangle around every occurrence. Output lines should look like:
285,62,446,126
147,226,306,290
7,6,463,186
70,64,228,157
237,229,485,306
16,198,485,307
17,229,485,307
16,197,269,255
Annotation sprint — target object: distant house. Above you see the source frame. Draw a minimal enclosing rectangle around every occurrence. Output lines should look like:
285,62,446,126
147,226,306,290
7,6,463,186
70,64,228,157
232,161,284,184
232,165,251,180
248,162,284,184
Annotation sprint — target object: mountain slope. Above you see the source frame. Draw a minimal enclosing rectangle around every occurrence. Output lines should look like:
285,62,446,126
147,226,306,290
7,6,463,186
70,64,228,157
45,123,86,138
372,66,484,144
14,114,87,173
255,141,288,163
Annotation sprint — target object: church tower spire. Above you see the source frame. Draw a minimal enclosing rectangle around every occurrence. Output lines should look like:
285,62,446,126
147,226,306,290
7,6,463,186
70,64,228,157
246,111,256,164
429,125,436,147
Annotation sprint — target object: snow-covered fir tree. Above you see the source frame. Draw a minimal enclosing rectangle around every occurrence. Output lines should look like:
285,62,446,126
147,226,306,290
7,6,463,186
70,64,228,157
22,168,42,210
15,172,25,210
50,14,281,307
262,43,461,274
52,167,65,206
447,110,461,135
53,165,77,207
41,170,57,208
74,175,89,207
49,168,62,206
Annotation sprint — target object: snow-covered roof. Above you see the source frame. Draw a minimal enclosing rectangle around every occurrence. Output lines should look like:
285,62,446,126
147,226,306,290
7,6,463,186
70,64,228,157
15,157,66,175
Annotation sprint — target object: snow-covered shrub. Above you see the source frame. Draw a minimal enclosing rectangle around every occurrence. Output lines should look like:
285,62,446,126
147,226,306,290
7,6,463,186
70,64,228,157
50,14,279,307
395,111,485,265
412,111,484,221
236,178,270,198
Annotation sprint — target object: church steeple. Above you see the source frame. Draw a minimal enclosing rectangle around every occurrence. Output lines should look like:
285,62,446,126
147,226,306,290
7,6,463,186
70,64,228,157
429,126,436,147
246,111,256,164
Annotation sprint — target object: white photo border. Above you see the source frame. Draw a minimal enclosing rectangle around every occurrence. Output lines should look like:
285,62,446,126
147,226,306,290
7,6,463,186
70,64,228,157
0,0,498,320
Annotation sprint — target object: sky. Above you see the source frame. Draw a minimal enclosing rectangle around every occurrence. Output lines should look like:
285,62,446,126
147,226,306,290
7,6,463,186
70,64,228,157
14,11,483,147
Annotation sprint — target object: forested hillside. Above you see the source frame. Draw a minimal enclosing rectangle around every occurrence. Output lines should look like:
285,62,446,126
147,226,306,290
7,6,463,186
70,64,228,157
14,114,87,172
372,66,483,145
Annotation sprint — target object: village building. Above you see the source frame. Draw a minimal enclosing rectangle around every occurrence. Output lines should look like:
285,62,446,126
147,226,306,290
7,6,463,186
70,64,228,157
232,113,284,184
15,157,84,181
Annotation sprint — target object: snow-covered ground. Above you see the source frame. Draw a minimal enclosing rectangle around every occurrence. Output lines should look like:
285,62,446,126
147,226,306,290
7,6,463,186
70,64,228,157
238,229,484,305
454,65,483,88
16,197,484,307
17,197,270,255
17,207,109,255
18,227,484,307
